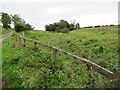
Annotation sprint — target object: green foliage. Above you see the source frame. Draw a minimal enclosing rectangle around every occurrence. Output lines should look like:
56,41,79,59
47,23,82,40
75,23,80,29
11,14,26,25
15,23,26,32
61,27,70,33
94,25,101,27
15,23,33,32
69,24,74,31
109,24,114,26
25,23,33,30
58,20,69,29
45,19,75,32
1,12,11,29
55,27,61,32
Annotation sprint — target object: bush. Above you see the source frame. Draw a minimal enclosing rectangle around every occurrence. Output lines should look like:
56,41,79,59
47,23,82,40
15,23,33,32
61,27,70,33
15,23,26,32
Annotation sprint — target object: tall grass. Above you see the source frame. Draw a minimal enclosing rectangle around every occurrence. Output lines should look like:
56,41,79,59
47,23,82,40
2,28,118,88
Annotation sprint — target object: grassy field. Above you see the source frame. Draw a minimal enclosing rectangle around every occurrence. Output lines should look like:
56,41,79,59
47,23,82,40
2,28,118,88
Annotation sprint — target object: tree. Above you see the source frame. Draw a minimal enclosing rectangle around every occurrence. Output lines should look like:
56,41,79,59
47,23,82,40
58,20,69,29
69,24,74,31
11,14,26,27
75,23,80,29
44,19,75,32
25,23,33,30
45,25,49,31
1,12,11,29
15,23,33,32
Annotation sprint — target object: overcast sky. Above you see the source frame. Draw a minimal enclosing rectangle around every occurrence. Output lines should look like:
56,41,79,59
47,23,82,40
0,0,119,30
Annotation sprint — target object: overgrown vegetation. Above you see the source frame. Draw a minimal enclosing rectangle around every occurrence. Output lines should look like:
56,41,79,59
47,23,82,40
2,28,118,88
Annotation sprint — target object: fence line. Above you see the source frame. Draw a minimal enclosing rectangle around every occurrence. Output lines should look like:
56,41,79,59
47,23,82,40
16,36,119,86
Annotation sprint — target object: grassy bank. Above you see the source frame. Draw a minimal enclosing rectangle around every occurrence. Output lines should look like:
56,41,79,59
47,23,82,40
2,28,118,88
1,28,11,35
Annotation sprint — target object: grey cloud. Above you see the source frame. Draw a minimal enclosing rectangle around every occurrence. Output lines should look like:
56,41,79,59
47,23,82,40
0,0,118,30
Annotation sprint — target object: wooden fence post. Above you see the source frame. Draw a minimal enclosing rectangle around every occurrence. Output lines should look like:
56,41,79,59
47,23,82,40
19,37,21,43
86,64,94,88
15,36,17,41
23,39,26,47
26,40,29,47
112,68,120,88
50,49,57,66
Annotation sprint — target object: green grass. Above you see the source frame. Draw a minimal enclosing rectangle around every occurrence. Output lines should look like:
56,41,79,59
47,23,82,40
1,28,10,35
25,28,118,70
2,28,118,88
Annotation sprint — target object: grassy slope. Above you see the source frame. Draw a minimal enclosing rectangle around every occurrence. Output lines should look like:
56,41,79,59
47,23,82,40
25,28,118,70
2,28,118,88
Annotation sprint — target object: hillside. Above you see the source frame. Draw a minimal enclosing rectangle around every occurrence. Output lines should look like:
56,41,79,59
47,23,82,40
2,28,118,88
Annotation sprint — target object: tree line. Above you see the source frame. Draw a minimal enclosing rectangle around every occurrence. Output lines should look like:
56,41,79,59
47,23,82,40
45,20,80,33
0,12,33,32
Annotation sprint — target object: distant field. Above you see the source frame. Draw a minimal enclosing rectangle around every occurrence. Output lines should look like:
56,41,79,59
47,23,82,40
2,28,118,88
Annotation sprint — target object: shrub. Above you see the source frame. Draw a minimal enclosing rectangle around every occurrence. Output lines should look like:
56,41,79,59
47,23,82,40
15,23,26,32
61,27,70,33
15,23,33,32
